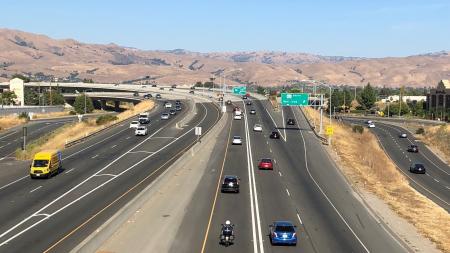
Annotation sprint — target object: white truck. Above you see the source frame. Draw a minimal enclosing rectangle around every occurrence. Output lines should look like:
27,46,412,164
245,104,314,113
139,112,150,124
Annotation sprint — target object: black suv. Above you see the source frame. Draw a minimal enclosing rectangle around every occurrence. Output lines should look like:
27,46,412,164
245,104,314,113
270,131,280,139
407,145,419,153
221,175,240,193
143,94,152,99
155,94,162,99
287,119,295,125
410,163,425,174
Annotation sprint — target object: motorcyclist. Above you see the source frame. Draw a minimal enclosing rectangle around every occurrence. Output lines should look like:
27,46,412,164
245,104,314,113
220,220,235,245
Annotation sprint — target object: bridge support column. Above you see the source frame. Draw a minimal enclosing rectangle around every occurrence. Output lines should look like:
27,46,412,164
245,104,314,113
100,100,107,110
114,100,120,112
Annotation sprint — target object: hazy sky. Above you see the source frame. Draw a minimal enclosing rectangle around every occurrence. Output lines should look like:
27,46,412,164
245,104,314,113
1,0,449,57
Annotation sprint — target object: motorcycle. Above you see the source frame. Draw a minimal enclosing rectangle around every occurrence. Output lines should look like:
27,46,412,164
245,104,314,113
220,224,235,246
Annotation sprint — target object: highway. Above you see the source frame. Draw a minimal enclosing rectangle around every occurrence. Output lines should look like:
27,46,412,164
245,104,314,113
0,118,75,160
172,99,407,253
0,99,220,253
344,118,450,212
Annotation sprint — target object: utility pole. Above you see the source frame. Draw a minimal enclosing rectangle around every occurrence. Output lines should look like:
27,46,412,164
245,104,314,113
319,94,324,134
399,86,403,117
84,91,87,114
49,80,52,106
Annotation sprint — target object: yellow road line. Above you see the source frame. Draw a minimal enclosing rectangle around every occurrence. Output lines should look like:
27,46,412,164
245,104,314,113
200,113,233,253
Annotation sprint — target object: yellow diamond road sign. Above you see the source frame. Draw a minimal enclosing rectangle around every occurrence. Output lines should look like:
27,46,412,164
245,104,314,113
326,125,333,136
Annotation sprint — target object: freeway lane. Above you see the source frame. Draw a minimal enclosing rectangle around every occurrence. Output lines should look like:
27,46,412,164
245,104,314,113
173,99,406,253
0,118,76,159
344,118,450,212
0,101,220,253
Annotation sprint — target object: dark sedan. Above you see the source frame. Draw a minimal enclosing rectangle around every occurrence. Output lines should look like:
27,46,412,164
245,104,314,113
407,145,419,153
270,131,280,139
409,163,426,174
221,175,240,193
287,118,295,125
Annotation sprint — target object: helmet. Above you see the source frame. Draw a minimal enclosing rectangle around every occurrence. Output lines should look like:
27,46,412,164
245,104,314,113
225,220,231,225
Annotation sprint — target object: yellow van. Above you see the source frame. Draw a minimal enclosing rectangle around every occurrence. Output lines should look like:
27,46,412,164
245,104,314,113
30,150,62,179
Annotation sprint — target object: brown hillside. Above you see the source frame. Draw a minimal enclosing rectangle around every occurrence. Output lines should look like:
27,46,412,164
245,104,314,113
0,28,449,87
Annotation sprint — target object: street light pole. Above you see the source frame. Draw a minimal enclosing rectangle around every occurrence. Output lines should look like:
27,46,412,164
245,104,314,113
84,90,87,115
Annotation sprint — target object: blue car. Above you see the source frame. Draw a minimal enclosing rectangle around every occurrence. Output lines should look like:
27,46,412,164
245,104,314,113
269,221,297,246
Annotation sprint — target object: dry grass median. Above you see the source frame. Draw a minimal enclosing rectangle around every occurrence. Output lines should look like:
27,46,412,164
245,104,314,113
0,115,27,131
16,100,155,160
303,107,450,253
420,125,450,164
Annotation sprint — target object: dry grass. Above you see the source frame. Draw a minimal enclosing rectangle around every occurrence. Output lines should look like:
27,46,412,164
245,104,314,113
16,100,155,160
0,115,27,131
32,111,71,119
421,125,450,163
304,107,450,253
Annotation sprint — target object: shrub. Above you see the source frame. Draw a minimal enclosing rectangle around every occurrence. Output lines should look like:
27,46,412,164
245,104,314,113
69,110,77,115
416,127,425,135
96,114,118,125
352,125,364,134
18,112,29,120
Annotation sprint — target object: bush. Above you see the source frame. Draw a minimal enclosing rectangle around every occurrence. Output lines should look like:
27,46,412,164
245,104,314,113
69,111,77,115
18,112,29,120
96,114,118,125
73,94,94,114
352,125,364,134
416,127,425,135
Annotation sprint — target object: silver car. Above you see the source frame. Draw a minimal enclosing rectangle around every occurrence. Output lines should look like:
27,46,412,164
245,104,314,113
161,113,170,120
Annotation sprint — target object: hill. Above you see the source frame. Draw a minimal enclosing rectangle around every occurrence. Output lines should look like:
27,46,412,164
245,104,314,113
0,28,448,87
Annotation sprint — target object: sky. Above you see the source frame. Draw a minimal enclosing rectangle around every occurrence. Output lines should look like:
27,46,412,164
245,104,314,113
1,0,449,57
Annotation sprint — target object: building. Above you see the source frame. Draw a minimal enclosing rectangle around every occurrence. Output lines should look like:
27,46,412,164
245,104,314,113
9,78,25,106
426,80,450,121
380,95,426,103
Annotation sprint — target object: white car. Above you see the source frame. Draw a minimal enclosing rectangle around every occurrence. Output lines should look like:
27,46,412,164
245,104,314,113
232,136,242,145
253,124,263,132
161,113,170,120
129,121,140,129
366,120,373,124
399,133,407,138
165,103,172,108
368,123,375,128
234,114,242,120
135,126,148,136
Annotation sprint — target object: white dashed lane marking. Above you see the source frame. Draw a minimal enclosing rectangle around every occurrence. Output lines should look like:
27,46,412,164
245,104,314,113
91,154,99,159
30,186,42,193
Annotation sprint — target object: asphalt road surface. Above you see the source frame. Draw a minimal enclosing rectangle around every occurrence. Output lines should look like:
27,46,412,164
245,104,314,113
0,118,76,160
344,118,450,212
172,99,407,253
0,100,220,253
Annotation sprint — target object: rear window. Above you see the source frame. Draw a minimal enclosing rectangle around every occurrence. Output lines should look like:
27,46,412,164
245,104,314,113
131,121,139,124
275,225,295,233
33,160,49,167
224,178,237,183
414,163,424,168
261,159,272,163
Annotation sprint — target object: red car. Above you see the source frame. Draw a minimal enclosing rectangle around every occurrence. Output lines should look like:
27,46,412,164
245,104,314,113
258,158,273,170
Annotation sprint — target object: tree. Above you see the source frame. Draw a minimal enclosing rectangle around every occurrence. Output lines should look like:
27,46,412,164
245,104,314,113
11,74,30,82
43,91,66,105
409,101,425,117
0,91,17,105
256,86,266,95
82,78,94,83
358,83,377,109
24,89,39,105
385,102,409,116
73,94,94,114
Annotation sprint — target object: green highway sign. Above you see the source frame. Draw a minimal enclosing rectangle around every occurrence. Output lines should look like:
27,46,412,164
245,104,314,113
232,86,247,95
281,93,309,106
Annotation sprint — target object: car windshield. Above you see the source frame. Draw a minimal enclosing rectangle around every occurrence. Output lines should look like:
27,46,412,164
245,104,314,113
131,121,138,124
414,163,424,168
162,113,168,116
224,177,237,183
33,160,49,167
261,159,272,163
275,225,295,233
255,124,261,127
138,127,146,130
233,136,241,139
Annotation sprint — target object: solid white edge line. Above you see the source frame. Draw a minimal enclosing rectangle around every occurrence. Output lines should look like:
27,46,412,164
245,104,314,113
292,107,371,253
281,106,287,142
296,213,303,225
263,106,286,142
0,176,29,191
243,102,259,253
